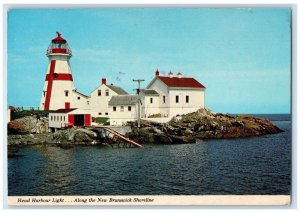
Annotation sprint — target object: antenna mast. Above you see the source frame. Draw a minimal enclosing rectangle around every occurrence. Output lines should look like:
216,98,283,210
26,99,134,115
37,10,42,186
133,79,145,128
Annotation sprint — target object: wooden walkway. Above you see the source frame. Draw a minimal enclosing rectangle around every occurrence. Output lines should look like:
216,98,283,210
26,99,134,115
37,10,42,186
91,126,143,148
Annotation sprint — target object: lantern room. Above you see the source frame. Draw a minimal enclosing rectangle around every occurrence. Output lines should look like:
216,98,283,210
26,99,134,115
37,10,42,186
46,32,72,56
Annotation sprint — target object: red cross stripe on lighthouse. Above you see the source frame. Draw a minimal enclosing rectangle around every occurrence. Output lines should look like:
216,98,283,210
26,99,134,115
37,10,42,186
40,32,74,110
44,60,57,110
45,73,73,81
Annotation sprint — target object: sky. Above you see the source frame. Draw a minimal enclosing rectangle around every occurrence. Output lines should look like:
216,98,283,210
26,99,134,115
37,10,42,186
7,7,291,114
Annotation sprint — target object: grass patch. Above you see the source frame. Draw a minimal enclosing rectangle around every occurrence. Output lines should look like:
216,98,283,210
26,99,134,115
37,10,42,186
93,117,110,125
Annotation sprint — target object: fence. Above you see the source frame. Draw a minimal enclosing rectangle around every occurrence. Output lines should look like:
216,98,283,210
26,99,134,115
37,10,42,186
9,106,40,111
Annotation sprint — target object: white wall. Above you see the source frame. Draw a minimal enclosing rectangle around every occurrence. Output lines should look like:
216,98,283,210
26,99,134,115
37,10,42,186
51,57,72,74
110,118,137,126
48,113,68,128
90,84,119,117
39,55,77,110
147,78,170,117
109,104,137,126
168,89,205,117
142,117,172,123
141,95,160,117
48,109,91,128
72,92,90,110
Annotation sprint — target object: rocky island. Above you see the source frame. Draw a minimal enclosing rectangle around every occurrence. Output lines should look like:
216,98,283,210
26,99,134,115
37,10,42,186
7,108,283,152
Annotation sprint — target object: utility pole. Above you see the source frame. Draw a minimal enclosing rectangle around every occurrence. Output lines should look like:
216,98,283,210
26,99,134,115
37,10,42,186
133,79,145,128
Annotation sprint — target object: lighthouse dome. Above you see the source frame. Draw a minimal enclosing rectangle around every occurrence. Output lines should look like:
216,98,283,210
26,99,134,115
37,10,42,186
46,32,72,56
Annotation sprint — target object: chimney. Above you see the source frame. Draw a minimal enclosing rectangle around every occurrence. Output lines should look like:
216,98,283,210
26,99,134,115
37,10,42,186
65,102,70,109
155,69,159,76
102,78,106,85
177,72,182,78
168,71,173,78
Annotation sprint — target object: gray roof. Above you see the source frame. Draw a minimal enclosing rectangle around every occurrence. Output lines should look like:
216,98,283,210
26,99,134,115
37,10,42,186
106,84,128,95
53,108,77,113
140,89,159,96
74,90,90,98
108,95,138,106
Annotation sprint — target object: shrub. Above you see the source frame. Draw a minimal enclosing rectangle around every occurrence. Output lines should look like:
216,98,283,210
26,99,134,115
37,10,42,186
92,117,109,125
11,110,52,120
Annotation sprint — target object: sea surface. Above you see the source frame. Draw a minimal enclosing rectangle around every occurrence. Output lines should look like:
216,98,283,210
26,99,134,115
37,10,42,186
8,114,291,195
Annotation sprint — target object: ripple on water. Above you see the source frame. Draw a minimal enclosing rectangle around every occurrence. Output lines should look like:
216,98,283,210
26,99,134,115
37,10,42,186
8,121,291,195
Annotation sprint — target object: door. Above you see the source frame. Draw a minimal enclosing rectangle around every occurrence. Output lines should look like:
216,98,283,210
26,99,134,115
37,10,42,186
74,114,84,126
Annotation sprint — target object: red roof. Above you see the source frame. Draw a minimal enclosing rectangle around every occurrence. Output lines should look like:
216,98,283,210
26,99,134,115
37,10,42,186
53,108,77,113
52,32,66,43
157,76,206,88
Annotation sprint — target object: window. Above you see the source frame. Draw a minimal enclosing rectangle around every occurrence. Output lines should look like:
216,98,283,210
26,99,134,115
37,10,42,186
65,90,69,97
87,101,90,105
105,89,109,96
98,90,101,96
128,106,131,111
98,112,102,115
64,116,65,121
113,107,116,112
176,95,179,103
77,97,80,100
120,106,124,112
54,116,55,121
43,91,46,97
163,96,166,104
150,98,153,104
186,95,189,103
105,112,108,115
51,116,53,121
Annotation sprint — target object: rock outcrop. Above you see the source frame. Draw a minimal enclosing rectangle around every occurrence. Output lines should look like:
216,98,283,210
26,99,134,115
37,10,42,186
8,133,52,146
126,109,283,143
171,109,282,139
7,109,283,148
8,127,99,147
7,116,48,134
53,128,97,144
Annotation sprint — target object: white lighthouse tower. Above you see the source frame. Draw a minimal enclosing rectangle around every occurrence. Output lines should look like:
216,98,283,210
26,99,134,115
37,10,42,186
39,32,90,110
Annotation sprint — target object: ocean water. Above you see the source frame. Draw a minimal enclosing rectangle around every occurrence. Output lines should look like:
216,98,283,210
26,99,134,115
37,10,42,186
8,115,291,195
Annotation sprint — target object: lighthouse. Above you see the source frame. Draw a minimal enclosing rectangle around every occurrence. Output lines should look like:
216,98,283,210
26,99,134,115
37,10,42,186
39,32,90,110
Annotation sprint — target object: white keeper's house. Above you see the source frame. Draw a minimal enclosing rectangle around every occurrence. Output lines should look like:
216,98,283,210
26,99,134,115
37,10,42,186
90,78,128,118
145,70,206,118
104,70,206,125
41,33,206,128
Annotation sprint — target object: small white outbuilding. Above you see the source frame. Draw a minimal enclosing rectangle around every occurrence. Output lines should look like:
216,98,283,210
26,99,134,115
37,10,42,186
48,103,92,131
108,95,139,126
